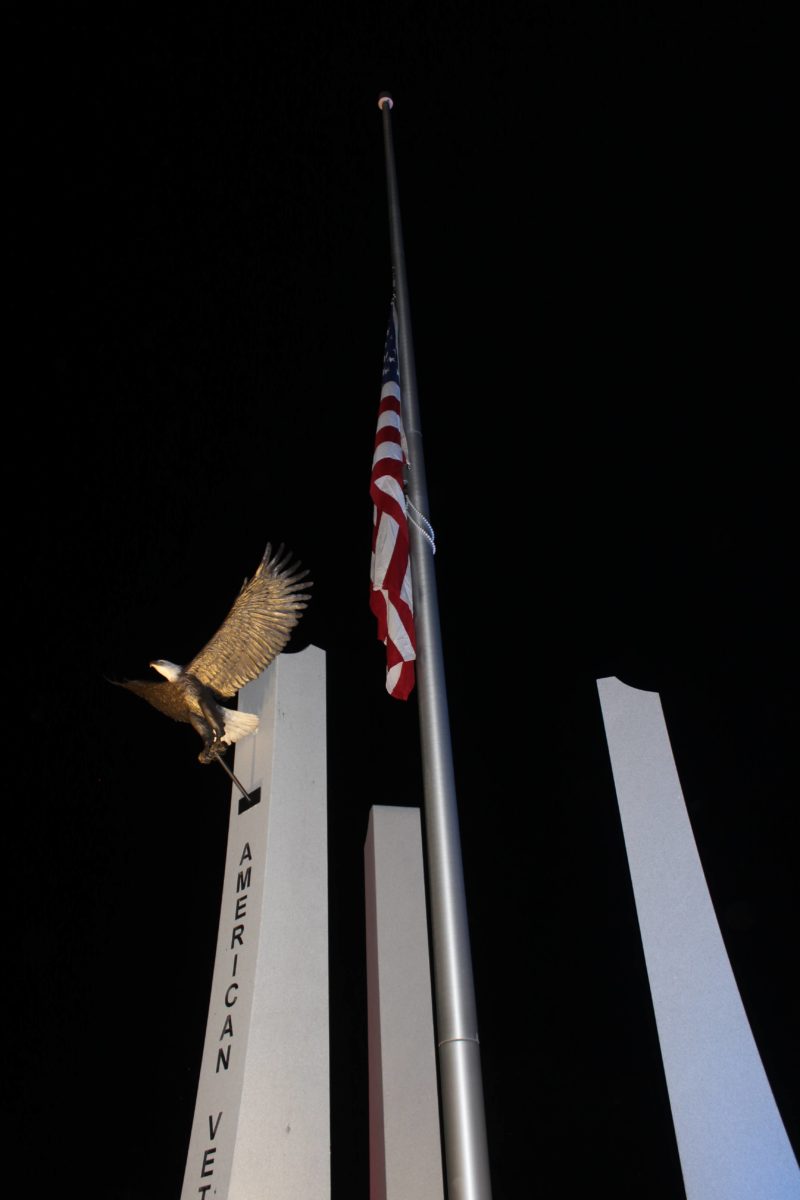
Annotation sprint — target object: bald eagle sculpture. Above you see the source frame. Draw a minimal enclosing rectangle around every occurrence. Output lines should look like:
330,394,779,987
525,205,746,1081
117,543,311,763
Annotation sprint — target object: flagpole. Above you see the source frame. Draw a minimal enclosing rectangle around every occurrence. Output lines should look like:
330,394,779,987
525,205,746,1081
378,92,492,1200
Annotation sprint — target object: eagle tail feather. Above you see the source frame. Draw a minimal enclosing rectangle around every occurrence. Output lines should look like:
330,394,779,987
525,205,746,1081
221,707,259,745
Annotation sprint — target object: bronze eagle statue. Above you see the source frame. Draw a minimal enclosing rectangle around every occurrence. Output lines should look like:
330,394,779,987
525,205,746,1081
116,543,311,763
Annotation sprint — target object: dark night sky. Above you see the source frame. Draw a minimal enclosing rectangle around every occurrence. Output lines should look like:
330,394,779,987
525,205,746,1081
9,5,797,1198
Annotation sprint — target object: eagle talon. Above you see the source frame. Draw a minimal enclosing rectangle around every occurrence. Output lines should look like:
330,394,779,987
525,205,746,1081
199,742,225,764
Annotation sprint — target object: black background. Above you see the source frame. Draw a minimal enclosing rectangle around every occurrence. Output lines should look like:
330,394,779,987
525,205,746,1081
9,5,797,1197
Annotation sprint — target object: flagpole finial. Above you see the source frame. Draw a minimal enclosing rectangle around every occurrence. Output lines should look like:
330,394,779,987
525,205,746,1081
378,92,394,110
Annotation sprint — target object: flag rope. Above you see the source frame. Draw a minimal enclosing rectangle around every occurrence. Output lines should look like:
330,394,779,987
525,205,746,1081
406,501,436,553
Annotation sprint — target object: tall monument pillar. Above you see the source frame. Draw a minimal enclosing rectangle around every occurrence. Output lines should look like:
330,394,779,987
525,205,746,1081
365,806,445,1200
181,645,329,1200
598,676,799,1200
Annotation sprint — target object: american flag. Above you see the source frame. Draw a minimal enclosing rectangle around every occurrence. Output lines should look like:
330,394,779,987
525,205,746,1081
370,308,416,699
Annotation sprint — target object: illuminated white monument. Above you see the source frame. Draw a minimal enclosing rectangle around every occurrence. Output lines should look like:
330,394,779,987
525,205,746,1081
365,806,445,1200
181,645,329,1200
598,676,799,1200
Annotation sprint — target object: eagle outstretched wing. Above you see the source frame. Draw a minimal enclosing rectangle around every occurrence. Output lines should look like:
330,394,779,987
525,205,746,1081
114,679,193,723
186,543,312,697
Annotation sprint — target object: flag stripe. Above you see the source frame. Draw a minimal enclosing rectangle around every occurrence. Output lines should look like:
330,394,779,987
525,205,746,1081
370,308,416,700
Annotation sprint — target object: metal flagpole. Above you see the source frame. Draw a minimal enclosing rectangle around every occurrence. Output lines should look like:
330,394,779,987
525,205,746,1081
378,92,493,1200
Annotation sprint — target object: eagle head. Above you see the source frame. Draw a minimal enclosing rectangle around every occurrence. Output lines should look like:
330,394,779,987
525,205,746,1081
150,659,183,682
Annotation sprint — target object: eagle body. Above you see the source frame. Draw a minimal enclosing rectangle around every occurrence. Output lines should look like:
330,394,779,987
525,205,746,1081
116,544,310,762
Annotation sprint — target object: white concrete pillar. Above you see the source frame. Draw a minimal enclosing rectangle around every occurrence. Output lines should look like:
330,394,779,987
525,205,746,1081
365,805,445,1200
598,676,799,1200
181,645,329,1200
